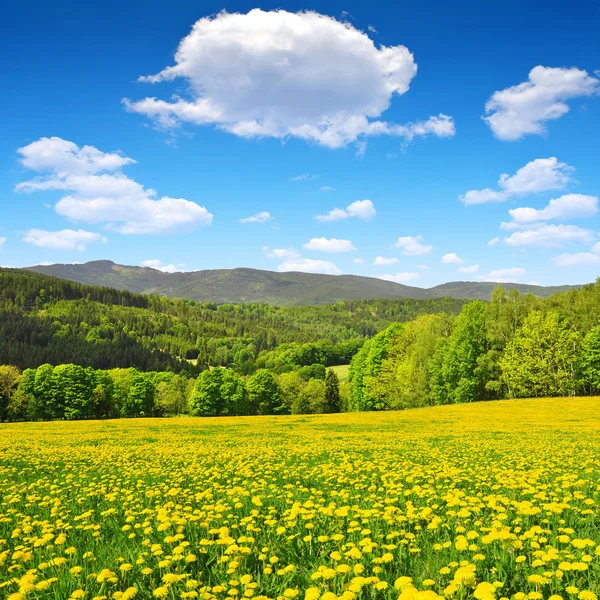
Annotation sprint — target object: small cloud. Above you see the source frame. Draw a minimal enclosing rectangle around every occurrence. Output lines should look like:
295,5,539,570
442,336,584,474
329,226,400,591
441,252,463,264
240,211,273,224
289,174,317,182
263,247,301,259
476,267,527,283
0,237,6,247
367,24,377,33
320,186,335,192
377,272,420,284
353,258,364,264
303,237,356,253
316,199,376,222
394,235,432,256
23,229,107,251
141,259,186,273
417,264,428,270
373,256,399,265
277,258,341,275
488,237,501,246
458,264,479,273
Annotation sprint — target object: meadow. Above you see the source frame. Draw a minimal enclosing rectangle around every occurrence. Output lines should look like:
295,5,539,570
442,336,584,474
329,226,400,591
1,398,599,600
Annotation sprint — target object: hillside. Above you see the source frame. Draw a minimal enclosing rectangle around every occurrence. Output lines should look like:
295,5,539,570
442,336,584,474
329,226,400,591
0,268,466,371
26,260,585,304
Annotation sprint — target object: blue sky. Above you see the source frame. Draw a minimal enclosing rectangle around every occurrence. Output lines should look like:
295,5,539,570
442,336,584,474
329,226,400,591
1,0,599,287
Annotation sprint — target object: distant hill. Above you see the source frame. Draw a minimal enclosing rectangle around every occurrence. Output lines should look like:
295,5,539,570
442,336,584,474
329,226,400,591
26,260,585,305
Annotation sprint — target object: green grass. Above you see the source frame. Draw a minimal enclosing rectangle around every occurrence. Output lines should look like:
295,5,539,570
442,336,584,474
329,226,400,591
329,364,349,383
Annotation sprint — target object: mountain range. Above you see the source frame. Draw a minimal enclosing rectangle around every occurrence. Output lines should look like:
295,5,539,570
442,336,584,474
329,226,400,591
24,260,585,305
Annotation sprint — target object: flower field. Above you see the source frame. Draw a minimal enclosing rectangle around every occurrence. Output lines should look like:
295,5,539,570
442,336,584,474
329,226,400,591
1,398,599,600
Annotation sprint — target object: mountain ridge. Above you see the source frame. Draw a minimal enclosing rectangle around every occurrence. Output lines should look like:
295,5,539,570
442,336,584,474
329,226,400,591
25,260,586,305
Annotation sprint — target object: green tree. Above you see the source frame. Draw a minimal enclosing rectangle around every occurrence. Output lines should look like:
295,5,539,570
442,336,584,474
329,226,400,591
324,369,341,413
500,310,581,398
293,378,326,414
0,365,21,421
298,363,327,381
431,301,488,405
32,364,59,419
581,325,600,392
52,364,96,420
189,368,245,416
128,371,156,417
246,370,281,415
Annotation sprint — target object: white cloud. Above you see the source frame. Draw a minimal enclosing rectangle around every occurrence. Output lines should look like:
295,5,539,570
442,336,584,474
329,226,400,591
289,174,317,182
441,252,463,264
315,199,376,222
23,228,107,251
240,211,272,224
483,66,600,141
554,252,600,267
277,258,342,275
373,256,398,265
16,137,213,235
378,272,420,284
476,267,527,283
394,235,432,255
0,237,5,247
263,247,302,259
488,237,501,246
458,264,479,273
124,9,454,149
141,259,185,273
460,157,574,205
553,242,600,267
507,194,598,224
17,136,135,175
353,258,364,264
320,186,335,192
503,224,595,248
417,264,428,270
303,237,356,253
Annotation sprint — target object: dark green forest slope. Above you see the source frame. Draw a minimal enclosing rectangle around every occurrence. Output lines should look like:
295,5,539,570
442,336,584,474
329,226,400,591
26,260,583,304
0,268,467,372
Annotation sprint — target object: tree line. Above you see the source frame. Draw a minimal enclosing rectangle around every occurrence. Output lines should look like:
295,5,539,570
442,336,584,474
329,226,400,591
348,281,600,410
0,268,466,374
0,362,342,421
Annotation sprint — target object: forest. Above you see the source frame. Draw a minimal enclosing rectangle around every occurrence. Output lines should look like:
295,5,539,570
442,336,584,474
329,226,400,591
1,268,599,421
0,268,466,372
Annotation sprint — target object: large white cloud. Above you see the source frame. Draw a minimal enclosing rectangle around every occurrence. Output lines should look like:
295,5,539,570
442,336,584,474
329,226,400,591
16,137,213,235
460,157,574,205
123,9,454,149
277,258,342,275
23,228,107,251
377,272,420,283
507,194,598,224
503,224,595,248
303,237,356,253
394,235,432,255
316,199,376,222
483,66,599,141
